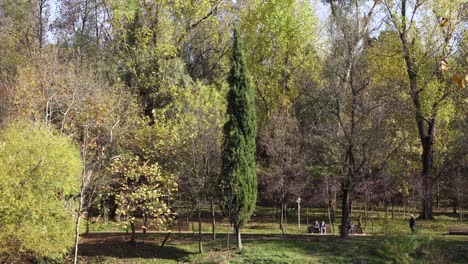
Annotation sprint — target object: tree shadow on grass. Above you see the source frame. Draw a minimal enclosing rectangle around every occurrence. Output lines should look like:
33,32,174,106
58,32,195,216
239,235,391,263
78,241,192,261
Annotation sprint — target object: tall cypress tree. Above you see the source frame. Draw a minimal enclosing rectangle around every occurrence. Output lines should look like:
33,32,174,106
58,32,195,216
220,24,257,251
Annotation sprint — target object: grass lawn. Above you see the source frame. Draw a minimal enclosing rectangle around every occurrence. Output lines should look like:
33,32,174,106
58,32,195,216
78,206,468,263
76,233,468,264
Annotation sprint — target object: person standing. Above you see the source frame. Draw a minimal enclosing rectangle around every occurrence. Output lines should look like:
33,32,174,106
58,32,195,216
409,215,416,235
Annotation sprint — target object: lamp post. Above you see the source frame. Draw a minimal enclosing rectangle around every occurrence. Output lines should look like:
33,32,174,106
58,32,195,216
296,197,301,232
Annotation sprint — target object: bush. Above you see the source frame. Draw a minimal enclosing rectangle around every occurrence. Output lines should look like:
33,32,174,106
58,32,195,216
0,121,82,261
376,236,429,264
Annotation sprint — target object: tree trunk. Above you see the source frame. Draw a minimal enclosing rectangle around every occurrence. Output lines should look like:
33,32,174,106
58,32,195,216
235,225,242,251
198,209,203,253
273,204,277,223
284,204,288,232
85,215,90,236
328,189,336,222
143,212,148,234
227,225,231,250
280,204,284,234
327,203,334,235
398,0,435,220
364,203,368,229
113,205,122,222
211,200,216,240
340,185,350,238
73,189,84,264
130,221,136,244
161,231,171,247
420,138,434,219
326,178,336,222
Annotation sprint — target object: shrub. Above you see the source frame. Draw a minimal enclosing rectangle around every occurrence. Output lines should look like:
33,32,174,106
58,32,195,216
376,236,429,264
0,121,82,261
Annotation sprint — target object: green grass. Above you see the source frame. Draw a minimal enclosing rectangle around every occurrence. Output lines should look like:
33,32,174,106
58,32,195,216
78,233,467,264
88,206,466,236
80,206,468,263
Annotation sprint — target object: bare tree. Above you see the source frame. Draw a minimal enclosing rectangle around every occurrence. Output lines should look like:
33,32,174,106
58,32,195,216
318,0,381,238
258,108,306,234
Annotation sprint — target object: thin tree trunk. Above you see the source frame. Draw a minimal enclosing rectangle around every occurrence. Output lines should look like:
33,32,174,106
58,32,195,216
327,203,334,235
273,204,276,223
85,215,90,236
364,202,368,229
198,209,203,253
227,224,231,250
74,132,89,264
284,204,288,233
280,204,284,234
130,221,136,244
235,225,242,251
73,184,85,264
143,212,148,234
211,200,216,240
327,177,336,222
161,231,171,247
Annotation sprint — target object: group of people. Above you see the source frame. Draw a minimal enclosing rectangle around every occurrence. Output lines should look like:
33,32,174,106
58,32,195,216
307,214,416,235
313,220,327,234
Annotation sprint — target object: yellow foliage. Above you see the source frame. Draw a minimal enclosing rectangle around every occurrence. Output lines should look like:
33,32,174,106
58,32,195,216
452,74,466,89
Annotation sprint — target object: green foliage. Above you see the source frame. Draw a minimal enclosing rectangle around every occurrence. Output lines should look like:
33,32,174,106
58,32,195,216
110,154,178,228
241,0,318,124
376,236,427,264
220,25,257,227
0,121,81,260
176,81,226,206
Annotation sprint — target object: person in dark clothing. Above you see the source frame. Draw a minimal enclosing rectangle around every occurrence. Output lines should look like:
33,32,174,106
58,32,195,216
409,214,416,235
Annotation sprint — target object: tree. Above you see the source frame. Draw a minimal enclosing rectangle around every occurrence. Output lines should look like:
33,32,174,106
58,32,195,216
113,0,225,123
0,121,81,261
219,24,257,251
110,154,177,244
9,48,141,261
382,0,466,219
258,108,306,233
177,82,225,252
240,0,317,125
318,0,381,238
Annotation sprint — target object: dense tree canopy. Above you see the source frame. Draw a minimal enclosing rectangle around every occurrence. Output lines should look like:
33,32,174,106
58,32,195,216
0,0,466,260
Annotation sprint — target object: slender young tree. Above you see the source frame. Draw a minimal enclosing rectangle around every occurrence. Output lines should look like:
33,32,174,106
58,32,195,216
220,24,257,251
